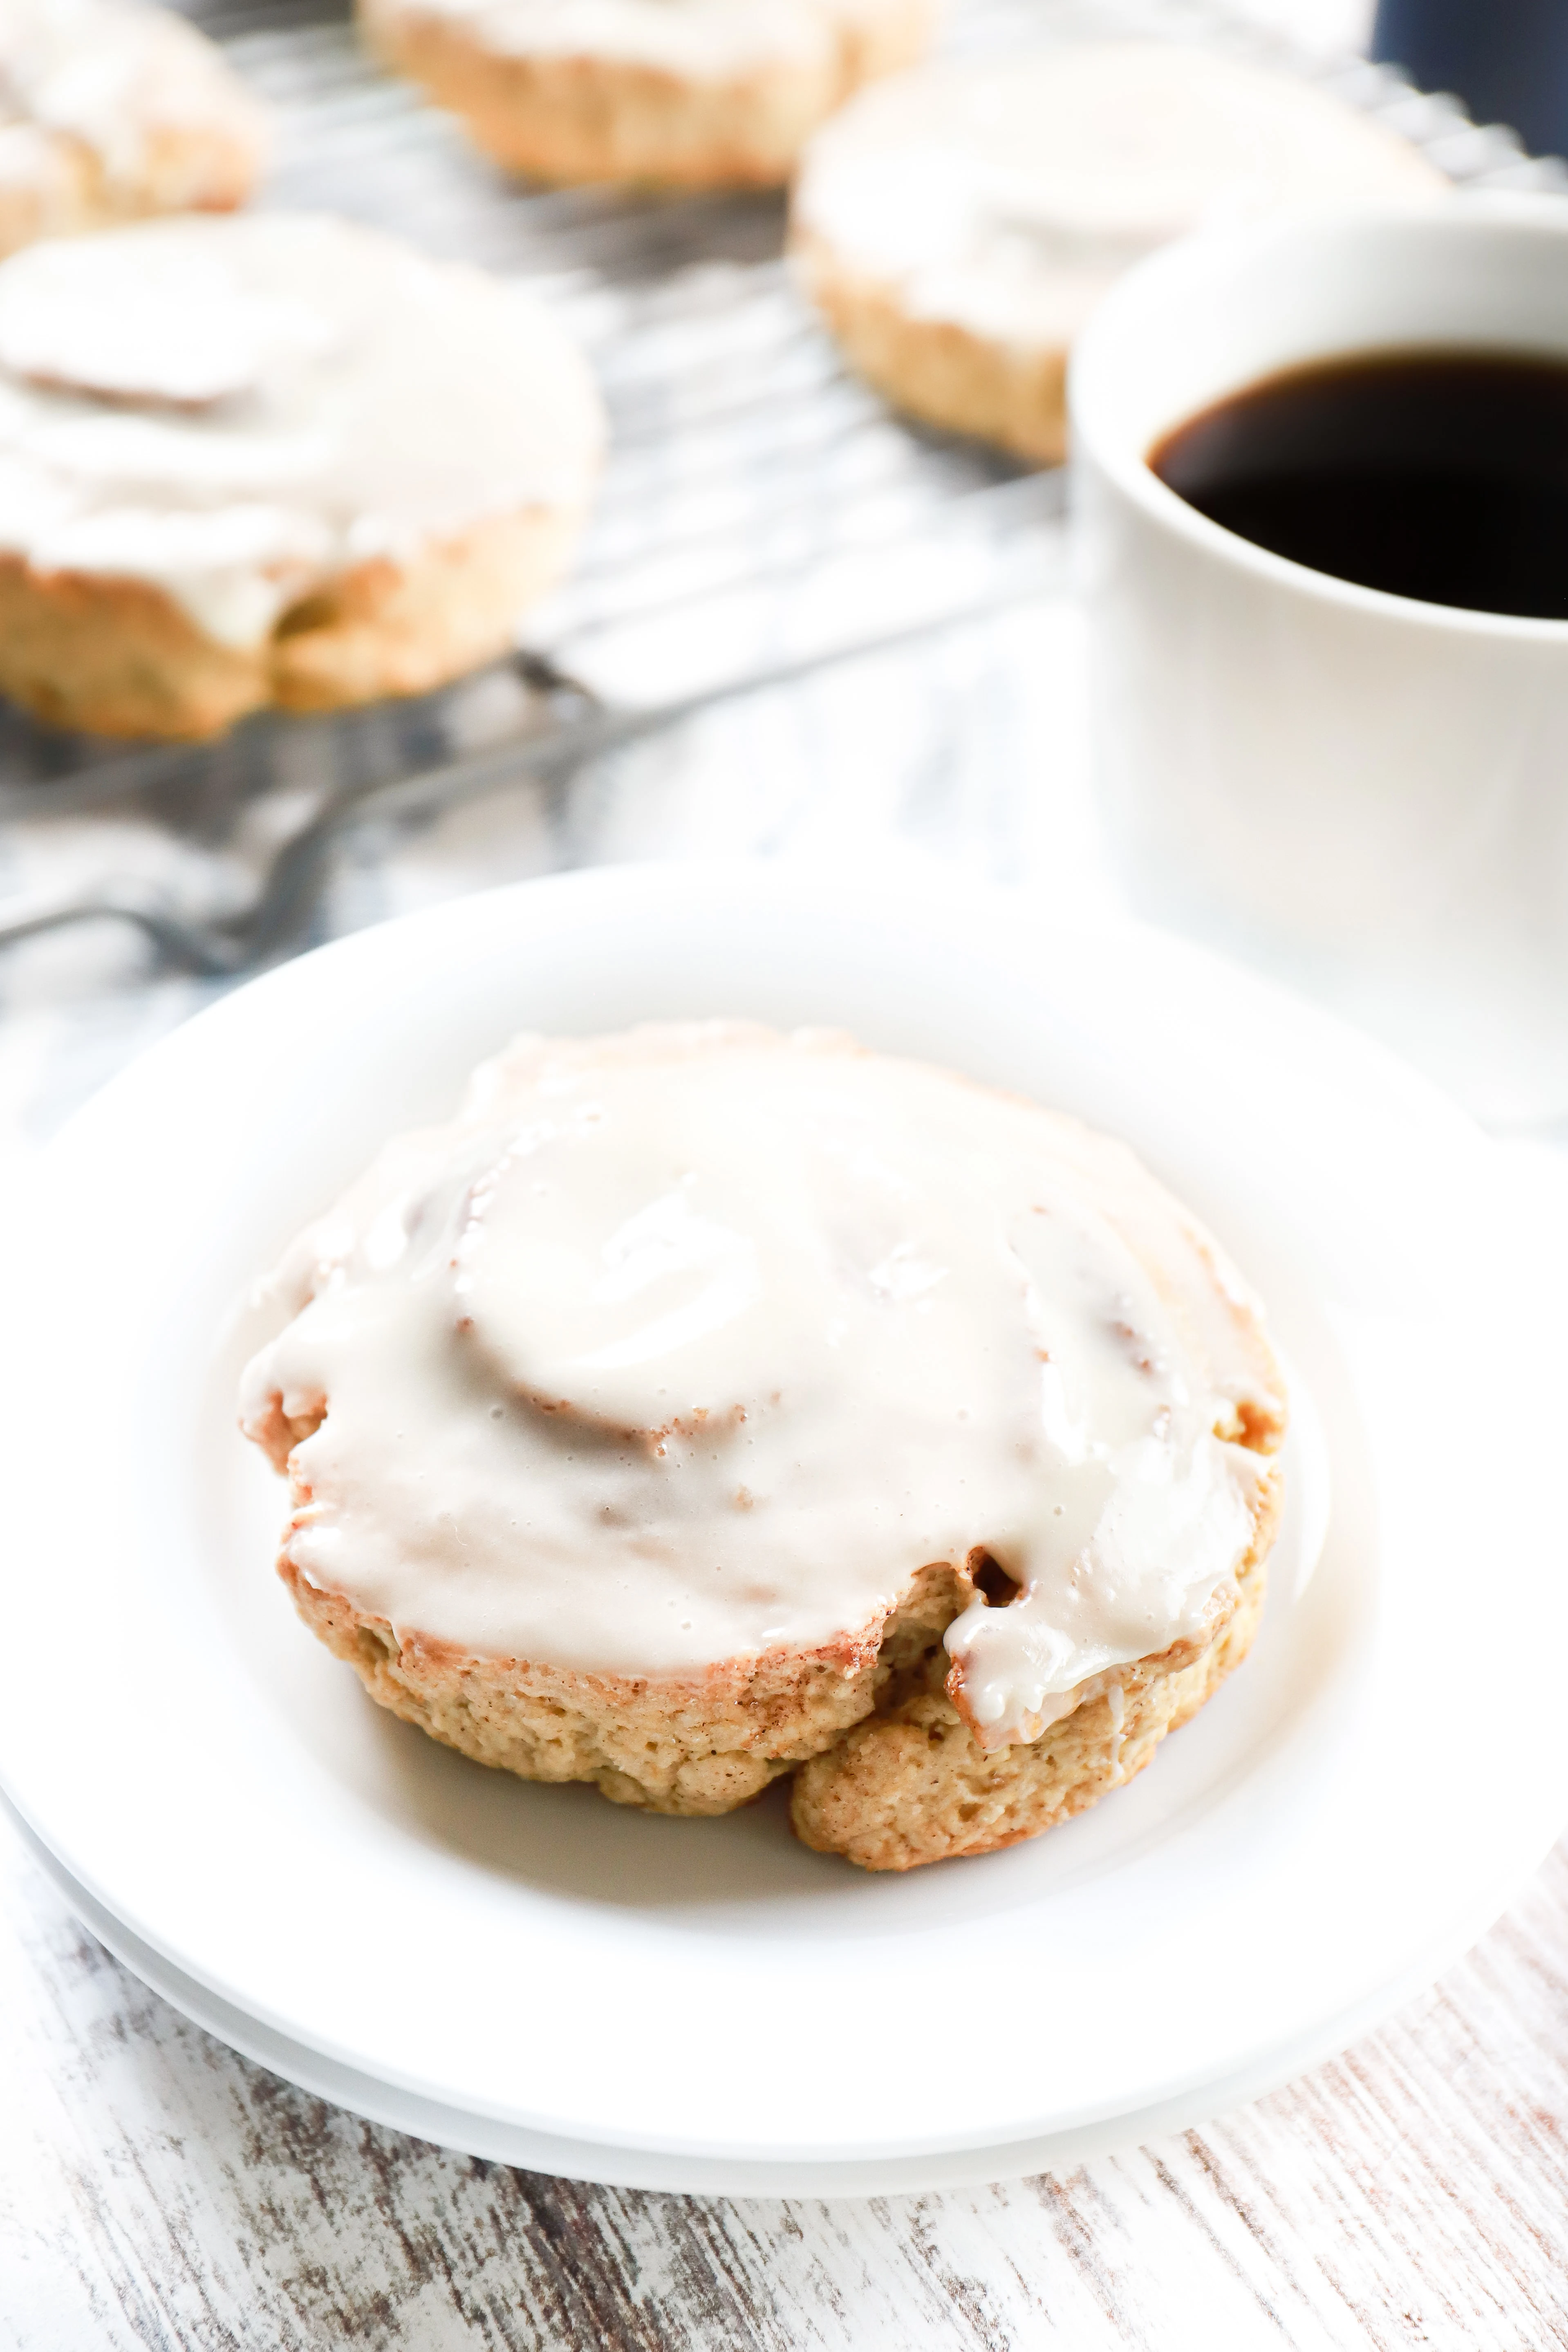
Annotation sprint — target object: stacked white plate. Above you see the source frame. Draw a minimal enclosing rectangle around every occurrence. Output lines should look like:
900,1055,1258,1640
3,864,1566,2196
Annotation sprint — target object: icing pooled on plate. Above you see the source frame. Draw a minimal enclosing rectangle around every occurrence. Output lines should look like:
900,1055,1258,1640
241,1024,1284,1748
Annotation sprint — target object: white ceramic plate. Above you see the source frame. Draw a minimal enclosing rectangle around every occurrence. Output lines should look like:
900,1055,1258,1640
11,1801,1488,2197
3,862,1566,2173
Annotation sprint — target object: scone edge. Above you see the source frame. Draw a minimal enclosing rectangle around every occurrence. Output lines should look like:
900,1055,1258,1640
789,1460,1283,1870
358,0,936,188
791,225,1070,463
277,1554,904,1816
0,504,589,739
265,1458,1282,1862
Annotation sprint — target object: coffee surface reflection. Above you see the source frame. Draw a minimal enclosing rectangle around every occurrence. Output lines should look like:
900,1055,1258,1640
1150,349,1568,620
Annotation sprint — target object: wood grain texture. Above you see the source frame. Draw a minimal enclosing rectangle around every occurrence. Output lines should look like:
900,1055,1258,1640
2,1813,1564,2350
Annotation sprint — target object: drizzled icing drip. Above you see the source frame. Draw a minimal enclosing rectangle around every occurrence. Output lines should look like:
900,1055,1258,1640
793,45,1444,349
0,213,603,647
241,1026,1284,1749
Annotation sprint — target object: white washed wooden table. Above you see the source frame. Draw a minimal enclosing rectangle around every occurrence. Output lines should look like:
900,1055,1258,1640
4,1813,1566,2345
6,0,1568,2342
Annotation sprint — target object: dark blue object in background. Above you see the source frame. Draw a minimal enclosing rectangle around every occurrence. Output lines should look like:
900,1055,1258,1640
1373,0,1568,158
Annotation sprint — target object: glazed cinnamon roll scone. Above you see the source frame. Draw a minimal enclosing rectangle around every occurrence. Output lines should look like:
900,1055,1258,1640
241,1024,1286,1871
0,0,267,256
791,45,1445,463
0,213,603,737
359,0,935,189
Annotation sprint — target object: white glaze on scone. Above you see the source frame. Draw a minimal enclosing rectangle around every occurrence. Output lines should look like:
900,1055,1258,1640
0,0,266,223
377,0,912,81
793,45,1445,350
0,213,603,648
241,1025,1282,1749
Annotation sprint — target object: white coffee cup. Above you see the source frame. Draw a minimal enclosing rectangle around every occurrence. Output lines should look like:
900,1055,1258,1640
1070,196,1568,1129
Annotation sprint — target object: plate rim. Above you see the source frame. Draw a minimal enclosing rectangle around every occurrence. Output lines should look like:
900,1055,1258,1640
12,1797,1546,2200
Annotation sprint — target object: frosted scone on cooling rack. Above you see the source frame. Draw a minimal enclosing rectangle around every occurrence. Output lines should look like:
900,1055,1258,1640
0,0,267,256
358,0,935,188
791,44,1445,463
240,1023,1286,1872
0,213,603,738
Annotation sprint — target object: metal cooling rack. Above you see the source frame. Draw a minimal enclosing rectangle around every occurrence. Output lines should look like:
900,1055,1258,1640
0,0,1561,980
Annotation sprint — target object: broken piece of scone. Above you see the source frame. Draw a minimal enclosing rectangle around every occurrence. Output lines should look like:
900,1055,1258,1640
241,1022,1286,1870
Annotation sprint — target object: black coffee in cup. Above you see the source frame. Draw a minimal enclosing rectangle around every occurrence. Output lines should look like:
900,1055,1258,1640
1149,350,1568,620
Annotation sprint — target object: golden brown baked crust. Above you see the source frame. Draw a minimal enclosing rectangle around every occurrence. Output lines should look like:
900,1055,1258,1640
101,117,261,222
284,1557,889,1813
791,227,1070,464
790,1472,1279,1868
0,119,261,260
0,504,584,739
359,0,934,189
265,1397,1282,1859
